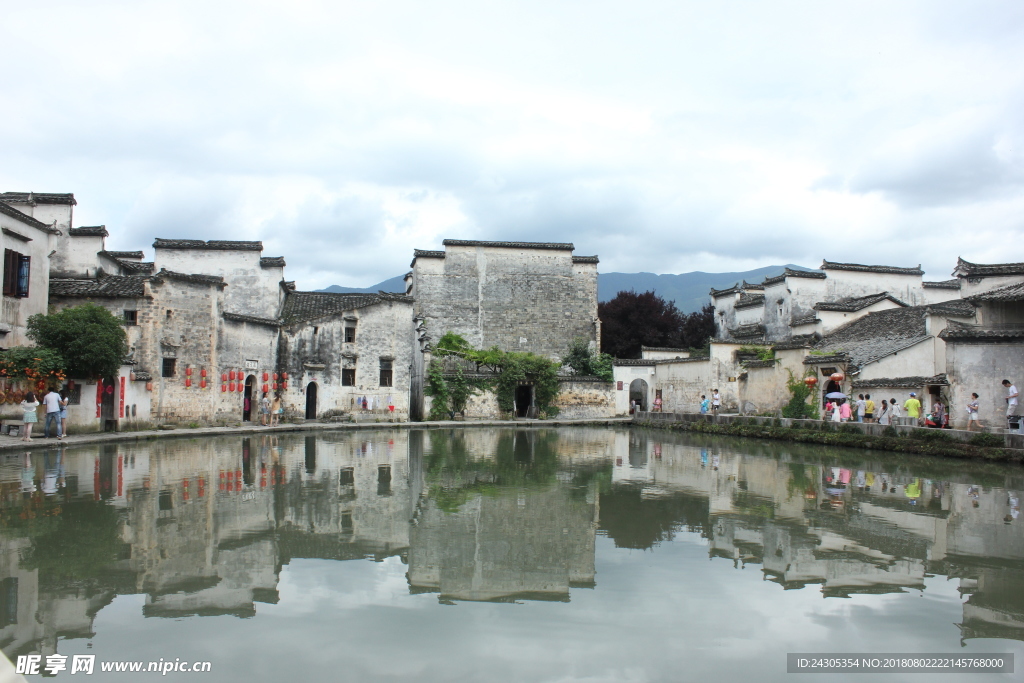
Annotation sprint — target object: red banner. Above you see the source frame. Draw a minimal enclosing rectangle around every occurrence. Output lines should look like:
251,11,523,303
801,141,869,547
119,376,126,418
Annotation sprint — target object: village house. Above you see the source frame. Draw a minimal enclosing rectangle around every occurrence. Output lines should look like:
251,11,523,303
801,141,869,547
0,198,61,347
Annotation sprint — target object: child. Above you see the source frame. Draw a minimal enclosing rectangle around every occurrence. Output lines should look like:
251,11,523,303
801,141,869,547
699,395,709,414
967,393,983,431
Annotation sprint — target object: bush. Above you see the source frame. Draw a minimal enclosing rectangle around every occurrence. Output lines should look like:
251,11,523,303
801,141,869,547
882,426,899,438
970,432,1003,448
27,304,128,380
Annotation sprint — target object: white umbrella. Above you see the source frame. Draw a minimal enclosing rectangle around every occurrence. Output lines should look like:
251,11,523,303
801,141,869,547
825,392,847,399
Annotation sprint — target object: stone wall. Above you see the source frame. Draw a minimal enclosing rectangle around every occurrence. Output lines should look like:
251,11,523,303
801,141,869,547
553,379,616,419
945,341,1024,430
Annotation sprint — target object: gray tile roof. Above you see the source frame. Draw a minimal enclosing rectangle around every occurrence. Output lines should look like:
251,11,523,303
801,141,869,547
820,260,923,276
442,239,574,251
259,256,286,268
728,323,766,340
105,250,144,259
852,374,948,389
153,238,263,251
223,312,281,327
641,346,691,352
572,255,599,264
924,299,975,316
966,281,1024,302
150,269,226,288
132,371,153,382
0,192,76,206
281,291,413,324
761,268,826,286
741,280,765,290
709,284,740,297
119,260,155,274
923,279,960,290
790,313,819,327
735,293,765,310
953,257,1024,278
0,200,58,233
807,306,933,368
772,334,819,350
411,249,445,266
49,275,147,298
70,225,108,237
814,292,907,312
742,359,777,368
612,359,656,366
939,320,1024,342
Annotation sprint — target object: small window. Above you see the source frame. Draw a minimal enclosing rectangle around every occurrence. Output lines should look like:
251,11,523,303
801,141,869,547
377,465,391,496
379,360,393,387
341,511,353,532
345,326,356,343
2,249,29,298
166,309,173,319
342,368,356,386
124,310,138,325
162,358,176,377
67,384,82,405
340,467,354,486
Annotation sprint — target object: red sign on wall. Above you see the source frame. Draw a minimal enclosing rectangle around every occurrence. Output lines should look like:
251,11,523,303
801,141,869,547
119,377,126,418
617,381,623,390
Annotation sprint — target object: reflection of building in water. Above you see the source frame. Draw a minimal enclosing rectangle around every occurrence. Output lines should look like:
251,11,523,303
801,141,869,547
408,429,600,602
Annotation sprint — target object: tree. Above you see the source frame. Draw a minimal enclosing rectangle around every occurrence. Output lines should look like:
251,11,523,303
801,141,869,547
27,303,129,380
679,303,716,350
562,337,614,381
598,290,685,358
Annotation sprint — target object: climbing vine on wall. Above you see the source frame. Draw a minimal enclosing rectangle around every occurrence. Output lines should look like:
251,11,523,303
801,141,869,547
781,370,820,420
426,332,562,418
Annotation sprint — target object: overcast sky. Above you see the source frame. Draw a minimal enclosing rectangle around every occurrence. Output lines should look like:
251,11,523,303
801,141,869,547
3,0,1023,289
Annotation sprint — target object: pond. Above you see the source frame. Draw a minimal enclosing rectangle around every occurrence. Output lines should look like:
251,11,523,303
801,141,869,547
1,427,1022,681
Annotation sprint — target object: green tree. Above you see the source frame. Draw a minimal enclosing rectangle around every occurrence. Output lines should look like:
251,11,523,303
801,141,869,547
562,337,614,381
27,304,128,380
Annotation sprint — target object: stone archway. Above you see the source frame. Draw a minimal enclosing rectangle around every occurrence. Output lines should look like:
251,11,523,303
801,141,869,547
305,382,318,419
629,379,649,412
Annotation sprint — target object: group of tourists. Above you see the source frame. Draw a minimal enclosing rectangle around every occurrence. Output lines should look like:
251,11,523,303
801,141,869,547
258,392,284,426
18,388,70,442
698,390,721,416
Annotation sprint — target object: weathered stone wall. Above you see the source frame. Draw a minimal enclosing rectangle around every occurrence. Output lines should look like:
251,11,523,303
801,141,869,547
281,299,415,420
553,379,616,419
0,211,56,347
412,244,598,360
945,341,1024,430
154,247,283,319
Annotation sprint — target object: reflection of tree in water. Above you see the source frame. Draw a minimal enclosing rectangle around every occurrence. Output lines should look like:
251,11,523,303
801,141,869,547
12,500,125,588
598,484,711,550
426,430,564,512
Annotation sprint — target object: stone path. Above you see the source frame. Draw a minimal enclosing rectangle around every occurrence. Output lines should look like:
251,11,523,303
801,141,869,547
0,417,633,452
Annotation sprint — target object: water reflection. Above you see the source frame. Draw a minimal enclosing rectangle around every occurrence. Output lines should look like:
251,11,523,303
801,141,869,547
0,427,1022,668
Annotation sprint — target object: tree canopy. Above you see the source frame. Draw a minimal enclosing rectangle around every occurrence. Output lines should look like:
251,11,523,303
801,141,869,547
598,292,715,359
27,303,129,380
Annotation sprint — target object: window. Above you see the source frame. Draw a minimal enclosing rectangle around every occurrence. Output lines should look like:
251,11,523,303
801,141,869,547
162,358,176,377
67,384,82,405
377,465,391,496
379,359,393,387
345,326,356,343
342,368,355,386
2,249,29,298
166,309,172,319
124,310,138,325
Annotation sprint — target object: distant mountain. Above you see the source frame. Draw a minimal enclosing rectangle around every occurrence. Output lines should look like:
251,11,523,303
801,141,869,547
319,275,407,295
318,265,813,313
599,264,812,313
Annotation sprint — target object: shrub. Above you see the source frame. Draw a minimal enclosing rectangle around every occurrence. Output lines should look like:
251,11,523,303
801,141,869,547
970,432,1003,448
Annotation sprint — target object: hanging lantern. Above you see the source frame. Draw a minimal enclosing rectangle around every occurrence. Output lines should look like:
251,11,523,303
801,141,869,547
221,373,228,382
129,371,136,381
200,379,207,389
272,382,278,390
803,376,818,387
200,368,207,378
237,382,244,392
229,382,236,392
185,378,192,388
263,372,269,382
185,367,193,376
221,384,227,392
282,381,288,390
830,372,845,382
262,383,269,394
282,372,288,380
229,370,237,381
146,382,153,391
272,373,278,381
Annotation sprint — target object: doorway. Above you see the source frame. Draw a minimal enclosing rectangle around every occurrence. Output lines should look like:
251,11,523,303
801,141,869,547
101,377,116,431
629,379,648,412
243,376,255,421
515,384,533,418
305,382,318,419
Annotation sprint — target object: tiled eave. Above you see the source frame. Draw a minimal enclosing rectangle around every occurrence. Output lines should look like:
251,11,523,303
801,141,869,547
820,260,923,276
851,374,948,389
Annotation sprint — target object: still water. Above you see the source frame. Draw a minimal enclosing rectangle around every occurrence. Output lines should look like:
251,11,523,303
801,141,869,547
1,427,1022,681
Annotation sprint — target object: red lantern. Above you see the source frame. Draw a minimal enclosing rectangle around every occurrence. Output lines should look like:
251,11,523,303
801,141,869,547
282,381,288,390
282,372,288,380
272,382,278,390
146,382,153,391
229,370,236,381
200,368,207,377
200,379,207,389
185,378,191,388
830,372,845,382
221,384,227,392
221,373,228,382
237,382,244,392
273,373,278,380
185,367,192,376
803,376,818,387
263,372,269,381
229,382,236,391
262,383,269,393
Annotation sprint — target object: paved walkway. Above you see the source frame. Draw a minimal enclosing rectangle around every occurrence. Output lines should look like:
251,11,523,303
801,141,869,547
0,417,633,452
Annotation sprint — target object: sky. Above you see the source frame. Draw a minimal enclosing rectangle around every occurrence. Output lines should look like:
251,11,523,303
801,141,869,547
2,0,1023,290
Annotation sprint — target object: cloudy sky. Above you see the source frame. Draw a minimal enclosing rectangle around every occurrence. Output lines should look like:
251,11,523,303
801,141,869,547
3,0,1023,289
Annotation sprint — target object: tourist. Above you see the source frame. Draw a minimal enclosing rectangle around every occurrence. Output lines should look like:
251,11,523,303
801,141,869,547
654,395,662,412
967,393,983,431
20,392,39,442
864,394,875,423
904,393,922,425
876,398,890,425
929,400,945,429
699,395,709,414
260,392,271,426
711,389,721,415
42,387,62,439
890,398,901,424
58,389,70,437
855,394,866,423
270,393,282,426
1003,379,1019,430
831,400,841,422
839,398,852,422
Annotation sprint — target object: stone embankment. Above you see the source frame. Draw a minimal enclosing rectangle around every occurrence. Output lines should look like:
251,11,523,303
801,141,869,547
634,411,1024,463
0,417,633,453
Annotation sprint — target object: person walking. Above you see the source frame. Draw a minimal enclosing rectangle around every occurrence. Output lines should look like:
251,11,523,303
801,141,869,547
967,393,983,431
42,388,62,440
711,389,721,416
855,394,866,423
1004,379,1019,430
58,389,70,438
699,395,709,414
270,393,282,426
20,392,39,441
904,392,922,425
